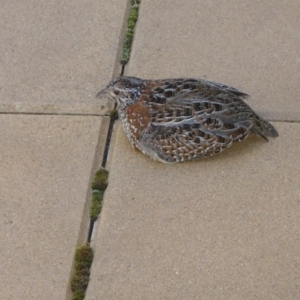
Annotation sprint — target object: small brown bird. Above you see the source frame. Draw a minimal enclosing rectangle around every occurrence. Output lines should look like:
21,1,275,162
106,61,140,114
99,76,278,163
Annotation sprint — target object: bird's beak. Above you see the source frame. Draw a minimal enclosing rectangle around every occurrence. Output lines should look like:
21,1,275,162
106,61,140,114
96,86,110,98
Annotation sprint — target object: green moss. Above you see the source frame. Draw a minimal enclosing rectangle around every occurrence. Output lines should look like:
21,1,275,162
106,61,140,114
70,244,94,299
75,244,93,266
75,261,91,272
91,168,108,191
89,190,103,220
120,0,141,65
125,28,134,39
71,273,90,293
131,0,141,5
110,108,118,120
72,290,85,300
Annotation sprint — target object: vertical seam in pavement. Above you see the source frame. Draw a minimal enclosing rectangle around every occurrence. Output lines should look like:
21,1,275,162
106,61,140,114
67,1,142,299
86,0,143,245
85,0,142,249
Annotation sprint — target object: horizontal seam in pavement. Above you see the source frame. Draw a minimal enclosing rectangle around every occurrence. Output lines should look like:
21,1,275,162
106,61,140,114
1,110,296,123
0,111,110,117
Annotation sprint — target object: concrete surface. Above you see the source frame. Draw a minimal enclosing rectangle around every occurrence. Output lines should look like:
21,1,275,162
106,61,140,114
2,0,300,299
0,0,127,298
86,122,300,299
0,0,127,115
87,0,300,299
127,0,300,121
0,115,109,299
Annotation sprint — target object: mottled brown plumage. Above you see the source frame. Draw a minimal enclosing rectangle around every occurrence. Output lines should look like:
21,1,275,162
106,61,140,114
100,76,278,163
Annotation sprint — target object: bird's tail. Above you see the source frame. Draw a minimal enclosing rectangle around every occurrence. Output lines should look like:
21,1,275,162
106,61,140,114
251,114,279,141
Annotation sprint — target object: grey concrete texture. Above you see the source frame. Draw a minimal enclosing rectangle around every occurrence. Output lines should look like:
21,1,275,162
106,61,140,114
0,115,109,299
0,0,127,115
87,0,300,298
86,122,300,299
126,0,300,121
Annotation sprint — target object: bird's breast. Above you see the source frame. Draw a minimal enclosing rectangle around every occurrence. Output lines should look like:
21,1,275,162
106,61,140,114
121,101,151,149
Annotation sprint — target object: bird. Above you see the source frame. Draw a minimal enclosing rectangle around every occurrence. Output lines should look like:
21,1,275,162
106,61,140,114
99,76,278,163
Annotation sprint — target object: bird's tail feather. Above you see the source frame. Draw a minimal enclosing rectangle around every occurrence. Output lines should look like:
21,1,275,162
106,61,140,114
251,114,278,141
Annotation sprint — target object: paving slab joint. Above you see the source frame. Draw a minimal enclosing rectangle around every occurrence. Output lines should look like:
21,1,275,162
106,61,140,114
120,0,142,67
65,116,109,300
67,0,143,297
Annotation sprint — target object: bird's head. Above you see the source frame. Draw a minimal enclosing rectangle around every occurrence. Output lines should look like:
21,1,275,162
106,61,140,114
98,76,146,110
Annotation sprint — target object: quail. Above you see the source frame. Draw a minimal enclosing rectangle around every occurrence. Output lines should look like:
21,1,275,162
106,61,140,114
99,76,278,163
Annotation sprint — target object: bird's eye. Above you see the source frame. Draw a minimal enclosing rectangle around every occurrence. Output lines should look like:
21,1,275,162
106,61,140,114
113,89,120,95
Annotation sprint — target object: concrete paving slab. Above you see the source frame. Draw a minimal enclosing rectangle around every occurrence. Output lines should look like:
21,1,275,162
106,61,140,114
86,121,300,299
0,0,127,115
127,0,300,121
0,115,109,299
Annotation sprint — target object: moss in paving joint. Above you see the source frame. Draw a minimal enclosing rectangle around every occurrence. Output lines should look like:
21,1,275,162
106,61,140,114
91,167,109,191
70,244,93,300
110,108,119,120
90,167,108,220
120,0,141,65
89,190,104,221
70,167,109,299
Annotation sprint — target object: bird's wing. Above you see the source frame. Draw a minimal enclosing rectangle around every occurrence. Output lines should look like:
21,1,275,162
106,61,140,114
204,80,248,97
149,78,248,103
136,116,252,163
145,78,277,146
146,78,252,125
147,89,253,127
